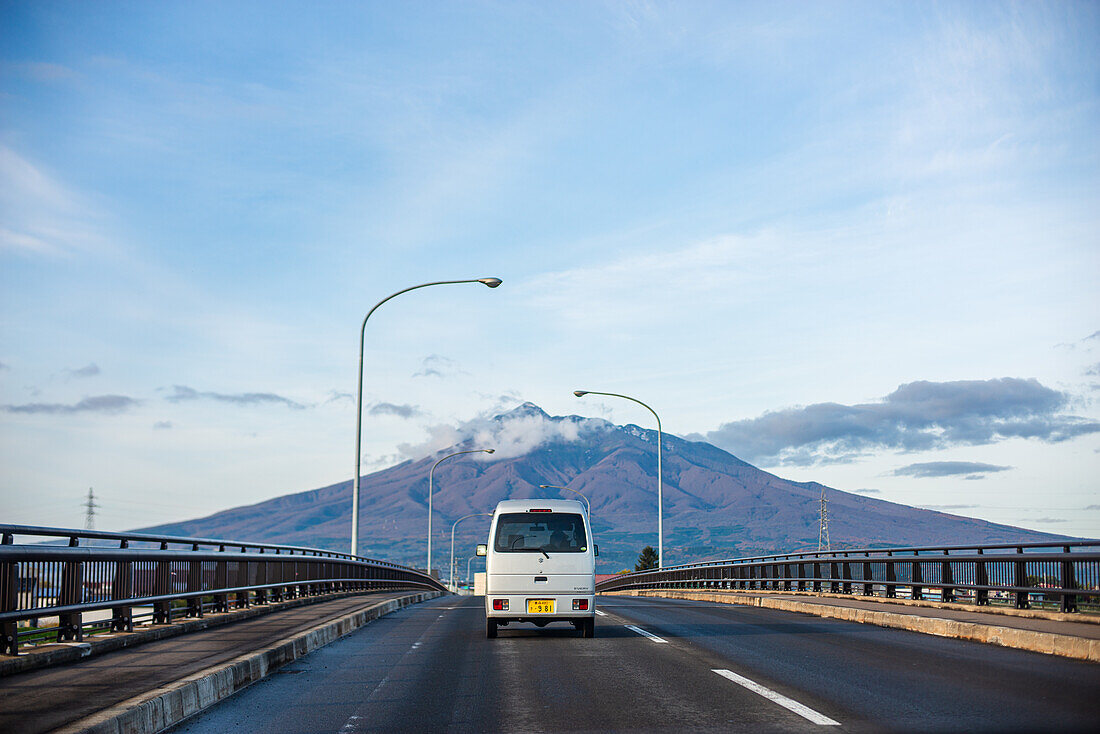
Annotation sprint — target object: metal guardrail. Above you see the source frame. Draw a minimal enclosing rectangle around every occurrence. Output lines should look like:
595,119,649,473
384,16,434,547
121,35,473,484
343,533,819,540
0,524,445,656
596,540,1100,613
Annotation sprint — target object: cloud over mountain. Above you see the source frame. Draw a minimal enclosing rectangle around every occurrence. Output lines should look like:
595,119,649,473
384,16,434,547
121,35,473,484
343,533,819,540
398,403,611,461
702,378,1100,466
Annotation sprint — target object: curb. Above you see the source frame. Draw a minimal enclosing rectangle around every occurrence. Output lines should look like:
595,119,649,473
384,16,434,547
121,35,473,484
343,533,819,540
55,590,443,734
1,589,398,678
607,590,1100,663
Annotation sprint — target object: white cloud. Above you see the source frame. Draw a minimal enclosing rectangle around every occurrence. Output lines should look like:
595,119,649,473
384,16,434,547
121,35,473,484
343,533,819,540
398,405,611,461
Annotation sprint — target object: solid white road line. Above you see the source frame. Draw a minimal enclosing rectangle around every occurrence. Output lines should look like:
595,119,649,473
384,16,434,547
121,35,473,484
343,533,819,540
625,624,668,643
712,669,840,726
595,609,607,616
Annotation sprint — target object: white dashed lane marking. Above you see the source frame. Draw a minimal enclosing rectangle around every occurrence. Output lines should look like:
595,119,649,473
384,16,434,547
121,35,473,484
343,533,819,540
712,669,840,726
625,624,667,643
594,609,607,617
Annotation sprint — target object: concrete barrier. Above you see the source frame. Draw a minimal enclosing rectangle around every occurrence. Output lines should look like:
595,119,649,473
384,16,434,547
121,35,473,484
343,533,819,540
607,589,1100,663
55,590,442,734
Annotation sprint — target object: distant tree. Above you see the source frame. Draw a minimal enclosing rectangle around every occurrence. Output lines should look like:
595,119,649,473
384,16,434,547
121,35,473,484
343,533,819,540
635,545,659,571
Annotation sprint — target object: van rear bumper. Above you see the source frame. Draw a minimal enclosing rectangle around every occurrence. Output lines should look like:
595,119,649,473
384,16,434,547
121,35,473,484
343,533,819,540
484,593,595,620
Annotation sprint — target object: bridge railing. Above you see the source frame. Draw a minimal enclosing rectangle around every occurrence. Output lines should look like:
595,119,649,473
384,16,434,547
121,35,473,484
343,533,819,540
596,540,1100,613
0,524,445,656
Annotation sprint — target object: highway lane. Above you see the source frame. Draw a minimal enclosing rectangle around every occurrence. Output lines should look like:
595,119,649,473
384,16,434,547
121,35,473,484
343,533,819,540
171,594,1100,733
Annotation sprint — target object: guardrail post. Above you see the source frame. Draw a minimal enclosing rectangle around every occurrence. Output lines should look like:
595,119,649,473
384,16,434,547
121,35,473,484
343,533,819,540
841,558,852,594
57,556,84,641
783,562,792,591
1014,548,1030,609
1,549,17,655
885,552,896,598
254,555,268,605
975,549,989,605
811,562,822,592
941,551,955,603
861,561,873,596
829,560,840,593
153,559,171,624
213,558,229,612
1061,546,1078,613
795,562,805,592
911,558,923,600
235,557,250,609
186,559,203,618
111,560,133,632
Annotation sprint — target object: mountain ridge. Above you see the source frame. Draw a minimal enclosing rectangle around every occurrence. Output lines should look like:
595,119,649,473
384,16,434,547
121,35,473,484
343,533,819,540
136,403,1070,571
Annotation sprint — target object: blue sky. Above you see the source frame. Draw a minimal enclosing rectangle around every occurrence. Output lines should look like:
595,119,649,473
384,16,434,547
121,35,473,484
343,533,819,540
1,1,1098,540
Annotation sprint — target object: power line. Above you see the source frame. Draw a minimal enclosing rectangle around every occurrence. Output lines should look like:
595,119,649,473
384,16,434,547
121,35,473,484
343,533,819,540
83,487,99,530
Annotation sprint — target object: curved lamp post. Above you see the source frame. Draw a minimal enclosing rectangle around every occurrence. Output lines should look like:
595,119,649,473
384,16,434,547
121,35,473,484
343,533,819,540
428,448,494,574
538,484,590,514
574,389,663,567
449,512,492,591
350,277,501,556
466,555,480,586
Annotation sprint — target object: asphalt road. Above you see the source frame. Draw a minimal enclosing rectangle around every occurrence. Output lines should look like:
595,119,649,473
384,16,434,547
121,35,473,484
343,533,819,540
170,594,1100,733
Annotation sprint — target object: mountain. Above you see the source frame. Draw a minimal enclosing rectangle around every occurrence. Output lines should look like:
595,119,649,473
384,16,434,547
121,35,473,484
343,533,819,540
136,403,1070,572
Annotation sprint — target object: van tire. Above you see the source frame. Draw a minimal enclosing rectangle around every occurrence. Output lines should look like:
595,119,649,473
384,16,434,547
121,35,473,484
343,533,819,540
486,619,497,639
582,618,595,638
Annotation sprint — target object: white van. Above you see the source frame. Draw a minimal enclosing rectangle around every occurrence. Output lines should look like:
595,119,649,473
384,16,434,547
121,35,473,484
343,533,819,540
477,499,597,638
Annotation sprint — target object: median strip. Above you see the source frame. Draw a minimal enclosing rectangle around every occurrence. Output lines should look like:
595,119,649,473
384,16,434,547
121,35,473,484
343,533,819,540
712,669,840,726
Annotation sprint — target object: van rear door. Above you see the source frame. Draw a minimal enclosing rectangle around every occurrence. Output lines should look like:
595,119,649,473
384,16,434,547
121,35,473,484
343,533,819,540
490,510,593,596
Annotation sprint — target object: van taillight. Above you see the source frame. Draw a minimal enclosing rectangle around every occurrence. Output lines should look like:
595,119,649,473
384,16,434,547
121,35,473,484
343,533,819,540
492,599,508,611
572,599,589,610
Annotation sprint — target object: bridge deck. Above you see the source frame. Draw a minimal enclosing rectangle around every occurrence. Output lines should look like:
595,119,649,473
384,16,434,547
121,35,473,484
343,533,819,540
611,589,1100,640
0,592,413,734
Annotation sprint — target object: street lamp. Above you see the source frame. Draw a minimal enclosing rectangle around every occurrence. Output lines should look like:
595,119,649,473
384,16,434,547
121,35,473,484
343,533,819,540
429,448,494,575
350,277,501,556
466,555,481,586
574,389,664,567
538,484,590,514
449,512,492,591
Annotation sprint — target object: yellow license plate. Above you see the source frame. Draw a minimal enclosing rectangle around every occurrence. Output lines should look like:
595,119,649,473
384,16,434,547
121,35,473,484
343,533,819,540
527,599,555,614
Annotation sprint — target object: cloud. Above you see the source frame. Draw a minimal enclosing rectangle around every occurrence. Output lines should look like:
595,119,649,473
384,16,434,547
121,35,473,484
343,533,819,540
164,385,304,409
153,420,173,430
398,403,611,461
1085,363,1100,377
65,363,100,379
368,402,424,419
893,461,1012,479
3,394,139,414
324,390,354,404
1032,517,1069,523
413,354,466,379
0,361,9,371
1084,505,1100,511
703,378,1100,466
0,146,110,257
920,504,980,510
852,488,881,495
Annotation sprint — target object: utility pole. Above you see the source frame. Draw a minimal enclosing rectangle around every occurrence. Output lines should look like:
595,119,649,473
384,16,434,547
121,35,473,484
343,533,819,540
83,488,98,530
818,485,830,552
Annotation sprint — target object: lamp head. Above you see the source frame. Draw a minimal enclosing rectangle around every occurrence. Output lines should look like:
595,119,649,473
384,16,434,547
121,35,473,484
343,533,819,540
478,278,503,288
484,448,495,454
573,390,588,397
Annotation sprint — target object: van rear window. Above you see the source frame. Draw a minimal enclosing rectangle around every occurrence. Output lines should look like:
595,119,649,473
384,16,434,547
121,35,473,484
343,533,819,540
494,512,587,553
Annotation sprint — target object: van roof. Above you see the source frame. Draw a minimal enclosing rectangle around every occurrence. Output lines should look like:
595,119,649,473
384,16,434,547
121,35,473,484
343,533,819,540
492,498,586,514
